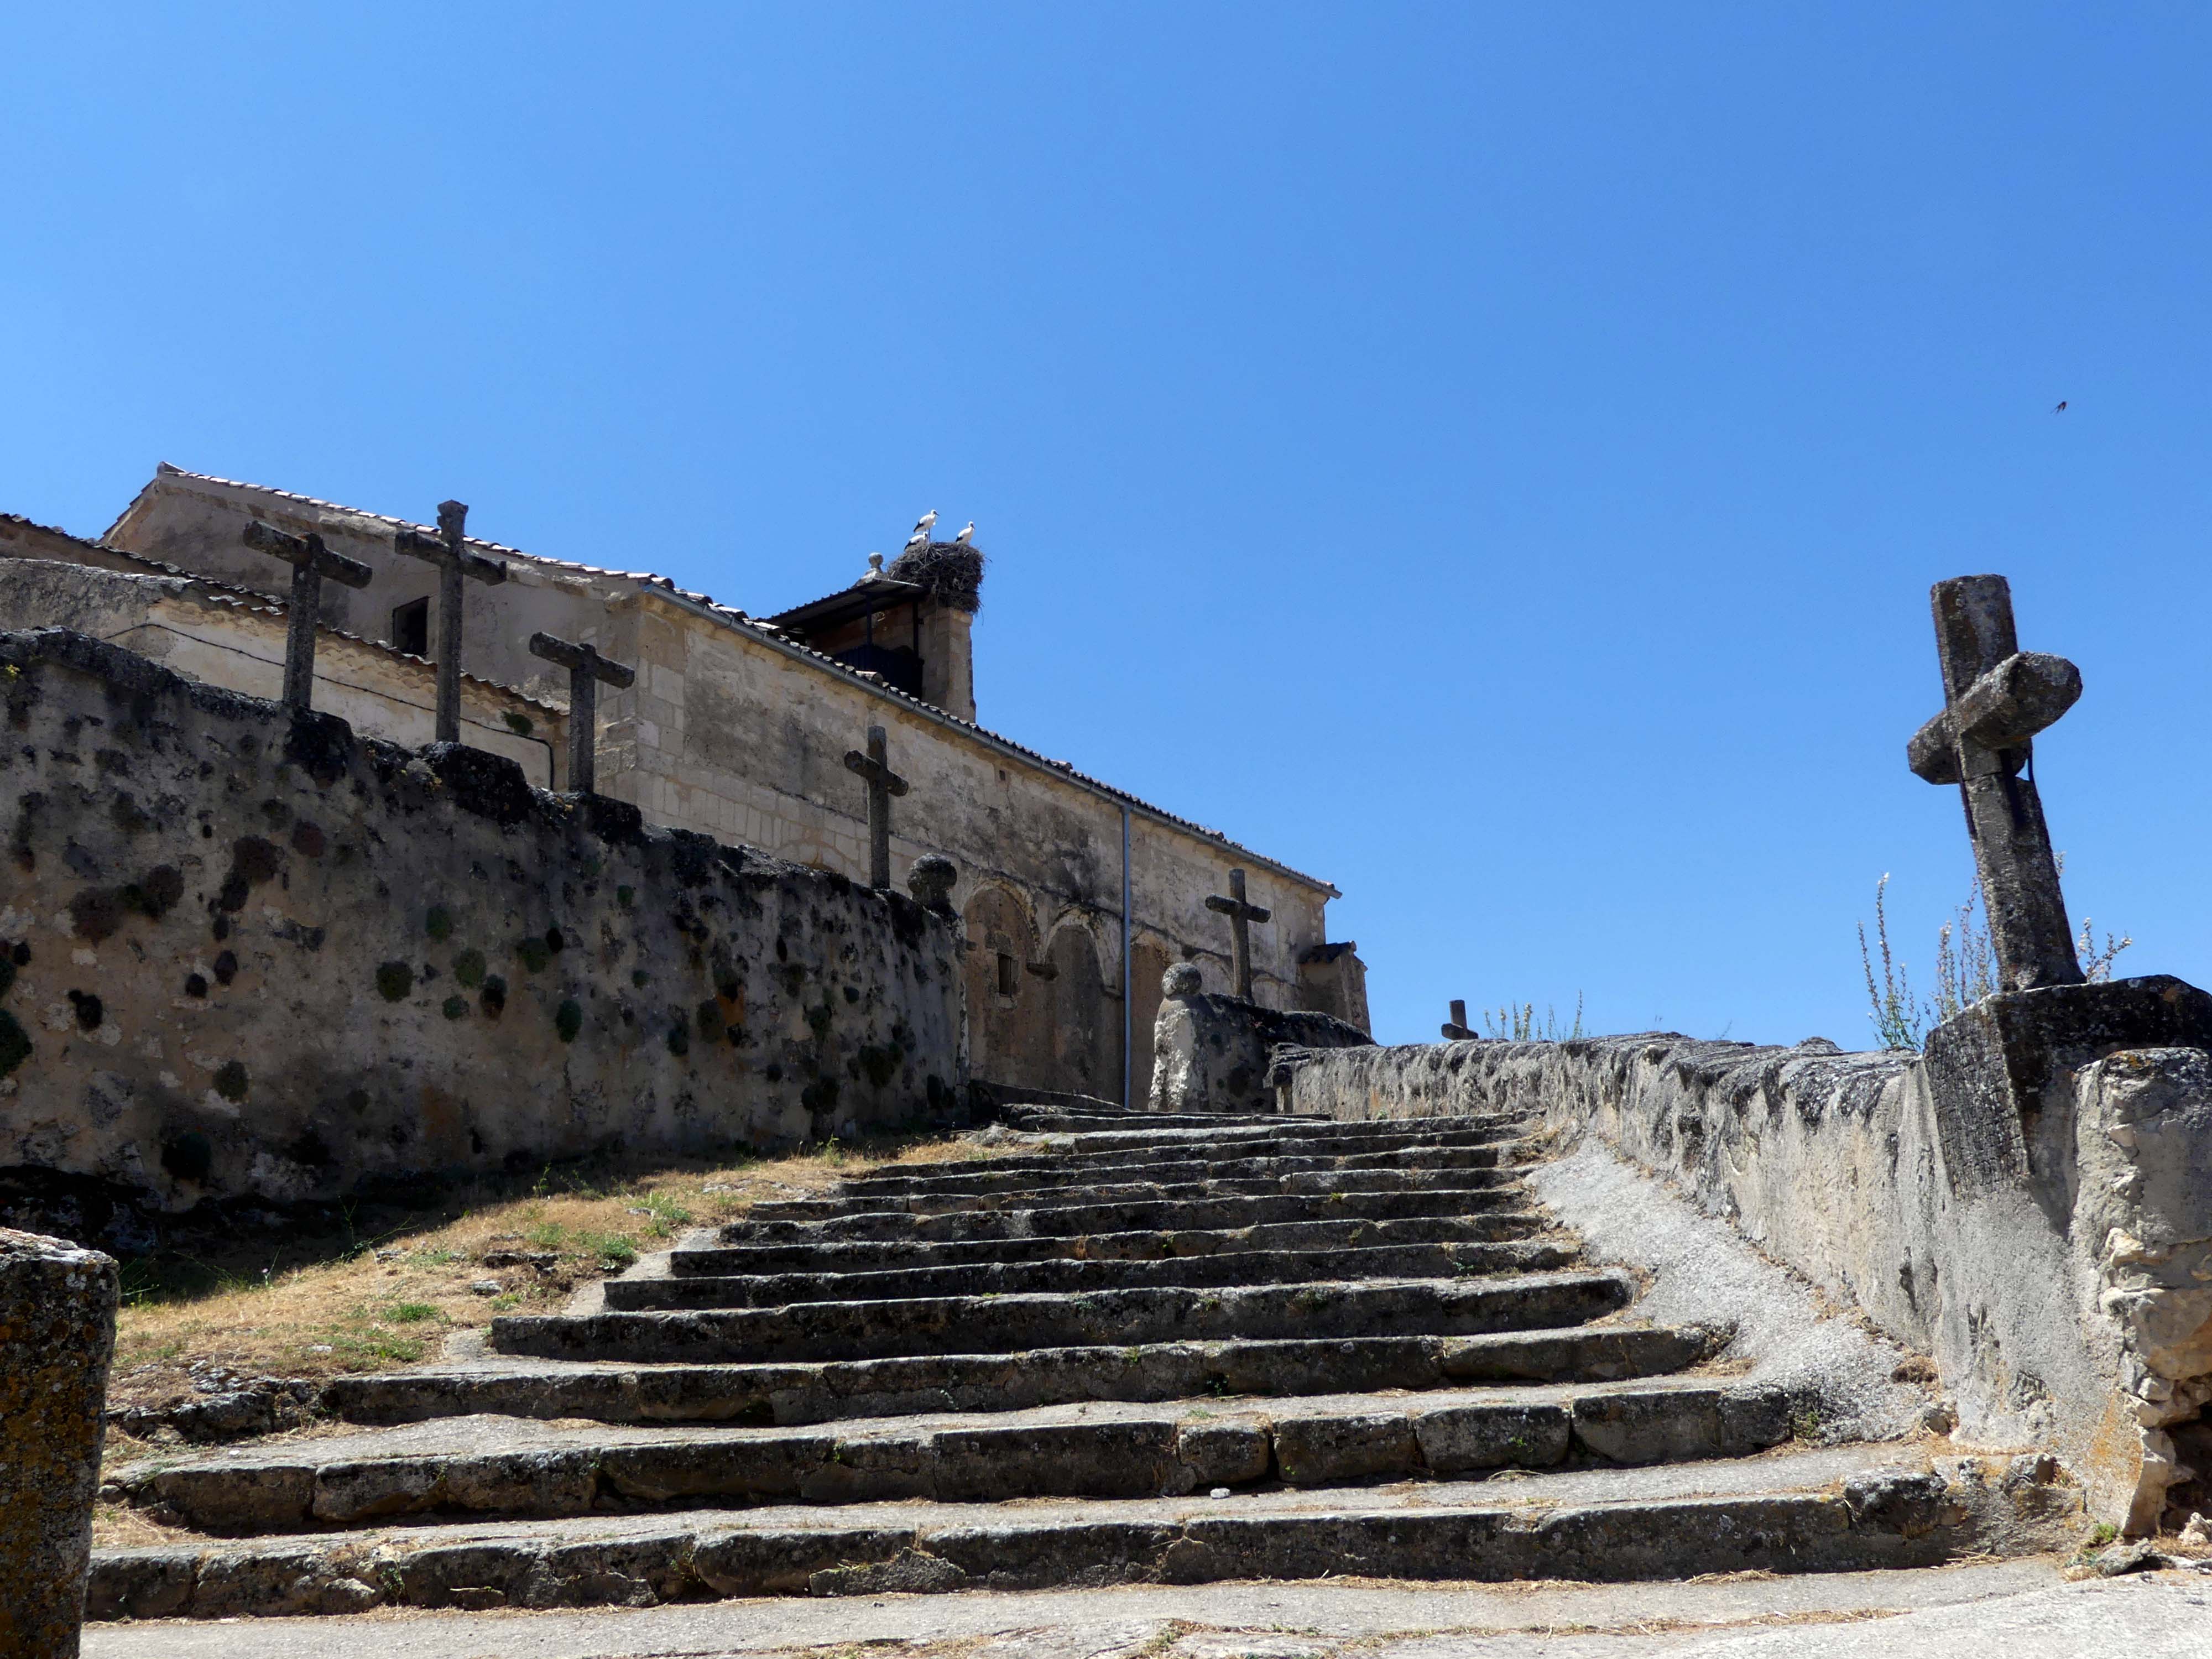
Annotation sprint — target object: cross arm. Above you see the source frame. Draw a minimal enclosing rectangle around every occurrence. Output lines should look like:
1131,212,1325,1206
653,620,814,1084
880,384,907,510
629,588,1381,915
1908,650,2082,784
528,632,635,688
394,526,508,586
242,521,373,589
843,750,911,795
1206,895,1272,922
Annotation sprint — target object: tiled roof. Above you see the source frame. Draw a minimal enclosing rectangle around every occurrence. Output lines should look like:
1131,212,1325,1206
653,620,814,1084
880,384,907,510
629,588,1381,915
114,466,1340,897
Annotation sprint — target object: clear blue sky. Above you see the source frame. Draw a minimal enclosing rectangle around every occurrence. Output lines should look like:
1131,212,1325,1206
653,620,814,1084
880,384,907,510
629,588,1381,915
4,7,2207,1047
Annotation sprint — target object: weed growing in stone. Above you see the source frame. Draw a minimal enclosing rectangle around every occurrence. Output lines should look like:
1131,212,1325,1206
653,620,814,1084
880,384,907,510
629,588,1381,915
1480,995,1585,1041
1859,870,2132,1050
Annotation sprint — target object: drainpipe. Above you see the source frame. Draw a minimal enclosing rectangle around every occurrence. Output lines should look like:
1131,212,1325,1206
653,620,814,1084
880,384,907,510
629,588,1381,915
1121,804,1133,1109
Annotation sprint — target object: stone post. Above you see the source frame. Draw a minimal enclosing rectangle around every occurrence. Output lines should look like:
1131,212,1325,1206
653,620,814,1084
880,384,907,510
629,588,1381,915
0,1228,119,1658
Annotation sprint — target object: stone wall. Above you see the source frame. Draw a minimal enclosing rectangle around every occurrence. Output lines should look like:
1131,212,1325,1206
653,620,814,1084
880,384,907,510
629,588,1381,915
1149,968,1374,1113
0,628,963,1214
1276,989,2212,1533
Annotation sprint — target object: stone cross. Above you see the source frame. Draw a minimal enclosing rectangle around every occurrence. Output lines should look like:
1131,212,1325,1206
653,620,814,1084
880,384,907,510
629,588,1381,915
1442,999,1477,1041
843,724,909,889
1204,868,1271,1001
393,499,508,744
1907,574,2085,992
241,520,372,714
528,632,634,795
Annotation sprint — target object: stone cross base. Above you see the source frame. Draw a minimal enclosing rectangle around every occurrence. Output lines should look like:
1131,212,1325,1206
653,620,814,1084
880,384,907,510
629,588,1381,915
0,1228,119,1658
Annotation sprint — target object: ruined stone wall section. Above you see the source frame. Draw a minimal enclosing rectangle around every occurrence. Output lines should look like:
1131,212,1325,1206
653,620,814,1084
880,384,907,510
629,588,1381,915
1279,1030,2212,1534
0,629,964,1214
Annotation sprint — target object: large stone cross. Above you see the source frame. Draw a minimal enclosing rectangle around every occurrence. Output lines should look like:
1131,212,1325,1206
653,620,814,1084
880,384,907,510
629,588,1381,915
528,632,634,795
1204,868,1271,1001
843,725,909,889
241,520,372,714
1442,998,1477,1040
1907,574,2085,991
394,499,508,744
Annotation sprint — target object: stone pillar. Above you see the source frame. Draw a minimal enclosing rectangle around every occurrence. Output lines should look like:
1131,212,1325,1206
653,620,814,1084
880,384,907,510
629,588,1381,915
0,1228,119,1658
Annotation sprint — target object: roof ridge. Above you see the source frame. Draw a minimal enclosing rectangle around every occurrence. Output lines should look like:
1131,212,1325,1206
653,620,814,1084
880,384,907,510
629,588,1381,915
124,467,1338,895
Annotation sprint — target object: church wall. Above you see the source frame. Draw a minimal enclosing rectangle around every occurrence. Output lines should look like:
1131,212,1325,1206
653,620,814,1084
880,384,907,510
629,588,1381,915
0,628,965,1213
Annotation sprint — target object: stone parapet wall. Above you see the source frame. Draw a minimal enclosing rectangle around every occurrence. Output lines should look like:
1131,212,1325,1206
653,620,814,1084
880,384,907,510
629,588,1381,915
0,628,963,1214
1149,973,1373,1113
1277,993,2212,1534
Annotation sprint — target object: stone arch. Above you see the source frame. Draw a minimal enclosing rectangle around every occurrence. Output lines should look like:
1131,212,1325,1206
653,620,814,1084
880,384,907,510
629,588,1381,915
961,881,1047,1088
1041,919,1121,1104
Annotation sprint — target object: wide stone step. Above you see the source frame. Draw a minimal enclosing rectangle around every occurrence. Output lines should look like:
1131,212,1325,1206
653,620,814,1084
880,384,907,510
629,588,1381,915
112,1381,1796,1536
1000,1109,1305,1130
907,1124,1531,1177
323,1325,1721,1430
88,1445,2048,1620
718,1182,1528,1244
622,1240,1579,1310
836,1140,1520,1196
979,1118,1530,1159
491,1271,1634,1365
673,1213,1552,1276
749,1164,1527,1221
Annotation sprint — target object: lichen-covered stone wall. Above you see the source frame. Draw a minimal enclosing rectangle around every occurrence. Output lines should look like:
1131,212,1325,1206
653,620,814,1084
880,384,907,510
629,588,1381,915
1277,995,2212,1536
0,628,963,1213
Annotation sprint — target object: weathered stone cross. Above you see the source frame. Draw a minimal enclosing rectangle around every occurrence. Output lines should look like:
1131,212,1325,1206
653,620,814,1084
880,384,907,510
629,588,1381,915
528,632,635,795
394,500,508,744
843,725,909,890
241,520,372,714
1907,574,2085,991
1204,868,1271,1001
1442,999,1477,1041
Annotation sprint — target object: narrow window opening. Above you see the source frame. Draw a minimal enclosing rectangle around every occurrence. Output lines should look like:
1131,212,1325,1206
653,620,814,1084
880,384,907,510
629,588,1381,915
392,597,431,658
996,952,1018,997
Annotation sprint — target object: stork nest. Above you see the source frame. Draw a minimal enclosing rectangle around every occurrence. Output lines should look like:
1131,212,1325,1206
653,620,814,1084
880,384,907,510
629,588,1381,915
885,541,984,614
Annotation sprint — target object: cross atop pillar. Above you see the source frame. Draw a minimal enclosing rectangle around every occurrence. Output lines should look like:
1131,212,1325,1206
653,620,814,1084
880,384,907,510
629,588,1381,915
1907,573,2085,992
1204,868,1271,1001
843,725,909,889
241,520,372,714
394,499,507,744
1442,999,1477,1041
528,632,634,795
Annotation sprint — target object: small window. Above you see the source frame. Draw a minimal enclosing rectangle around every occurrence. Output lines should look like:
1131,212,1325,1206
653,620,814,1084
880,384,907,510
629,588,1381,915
996,952,1018,997
392,597,430,658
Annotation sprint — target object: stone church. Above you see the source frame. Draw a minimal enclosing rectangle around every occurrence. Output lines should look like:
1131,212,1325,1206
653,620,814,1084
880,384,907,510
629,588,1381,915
0,464,1368,1106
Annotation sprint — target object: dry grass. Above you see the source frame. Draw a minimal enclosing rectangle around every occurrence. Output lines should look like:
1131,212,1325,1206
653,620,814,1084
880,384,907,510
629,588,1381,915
107,1129,991,1412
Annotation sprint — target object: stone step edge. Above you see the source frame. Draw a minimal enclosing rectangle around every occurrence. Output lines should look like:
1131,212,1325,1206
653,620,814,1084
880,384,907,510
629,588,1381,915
752,1167,1531,1217
671,1212,1557,1275
618,1242,1580,1308
115,1382,1803,1537
321,1325,1726,1431
712,1184,1533,1242
488,1271,1635,1366
86,1459,2074,1622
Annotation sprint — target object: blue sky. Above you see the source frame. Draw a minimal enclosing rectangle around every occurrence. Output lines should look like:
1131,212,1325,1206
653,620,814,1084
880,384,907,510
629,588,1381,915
4,6,2207,1046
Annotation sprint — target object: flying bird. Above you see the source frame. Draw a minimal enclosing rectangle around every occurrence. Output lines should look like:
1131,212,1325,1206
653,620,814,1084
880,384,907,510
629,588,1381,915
2052,400,2068,414
954,521,975,545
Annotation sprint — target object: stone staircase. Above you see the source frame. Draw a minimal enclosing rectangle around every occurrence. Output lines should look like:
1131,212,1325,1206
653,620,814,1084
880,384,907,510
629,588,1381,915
89,1104,2076,1621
